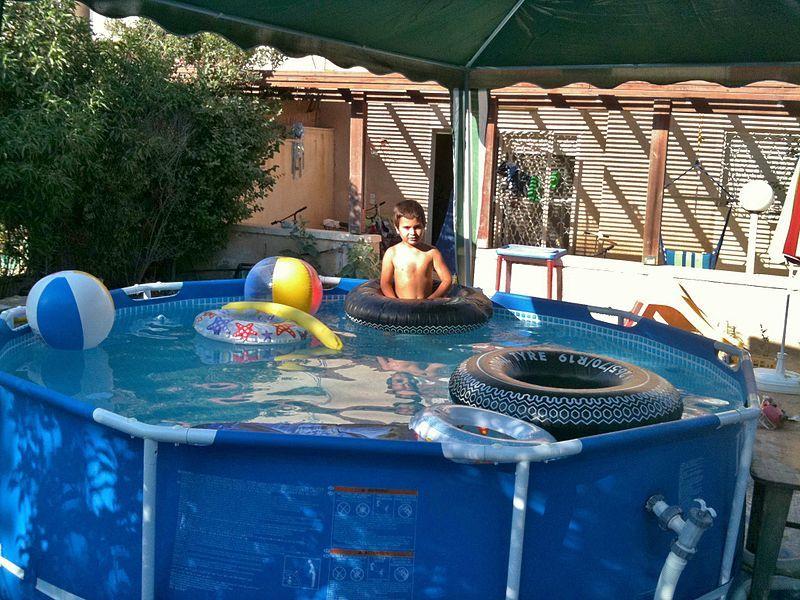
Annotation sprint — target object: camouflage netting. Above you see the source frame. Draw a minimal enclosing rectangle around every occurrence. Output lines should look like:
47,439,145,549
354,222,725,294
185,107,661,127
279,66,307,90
492,131,578,251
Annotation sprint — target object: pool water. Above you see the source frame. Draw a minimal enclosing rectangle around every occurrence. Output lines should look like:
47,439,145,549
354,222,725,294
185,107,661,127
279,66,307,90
0,298,740,430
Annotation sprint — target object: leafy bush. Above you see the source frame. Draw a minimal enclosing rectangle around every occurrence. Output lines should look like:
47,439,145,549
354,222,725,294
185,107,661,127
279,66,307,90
338,240,380,279
0,1,285,288
280,220,322,272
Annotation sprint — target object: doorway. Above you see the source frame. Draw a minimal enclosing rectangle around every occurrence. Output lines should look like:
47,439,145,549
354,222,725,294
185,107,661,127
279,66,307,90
429,131,453,245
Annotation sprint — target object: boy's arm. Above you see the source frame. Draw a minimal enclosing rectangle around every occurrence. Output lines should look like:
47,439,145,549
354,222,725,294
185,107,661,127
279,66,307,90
427,249,453,299
380,247,397,298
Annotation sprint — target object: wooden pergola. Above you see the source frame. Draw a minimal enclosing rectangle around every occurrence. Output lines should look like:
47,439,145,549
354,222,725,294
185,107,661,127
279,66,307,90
261,71,800,263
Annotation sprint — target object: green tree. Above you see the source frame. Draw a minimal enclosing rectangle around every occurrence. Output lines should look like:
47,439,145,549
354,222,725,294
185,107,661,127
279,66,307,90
0,1,285,287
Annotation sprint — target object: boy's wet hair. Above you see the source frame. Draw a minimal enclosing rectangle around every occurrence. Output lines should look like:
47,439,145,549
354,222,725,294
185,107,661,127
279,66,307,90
393,200,426,227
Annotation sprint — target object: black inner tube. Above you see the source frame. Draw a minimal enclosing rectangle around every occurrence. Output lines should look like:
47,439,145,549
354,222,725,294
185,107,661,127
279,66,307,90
492,349,637,391
512,371,616,390
344,280,492,333
450,347,683,439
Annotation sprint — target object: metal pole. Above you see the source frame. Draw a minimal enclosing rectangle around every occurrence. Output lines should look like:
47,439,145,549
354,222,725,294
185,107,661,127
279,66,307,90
777,291,791,376
462,81,474,285
451,87,466,283
505,460,530,600
142,439,158,600
745,212,759,274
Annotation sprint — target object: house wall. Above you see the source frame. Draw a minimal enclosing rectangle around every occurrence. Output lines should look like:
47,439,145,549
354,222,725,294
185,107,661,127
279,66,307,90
277,99,452,233
274,101,352,225
245,127,334,229
273,95,800,276
364,100,451,228
665,112,800,274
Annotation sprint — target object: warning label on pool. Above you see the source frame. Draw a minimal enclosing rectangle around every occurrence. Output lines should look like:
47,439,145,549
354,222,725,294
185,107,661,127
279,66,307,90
168,472,328,595
326,550,414,600
327,486,418,599
165,474,417,599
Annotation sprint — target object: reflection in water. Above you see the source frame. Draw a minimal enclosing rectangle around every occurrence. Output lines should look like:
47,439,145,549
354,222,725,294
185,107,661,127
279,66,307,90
24,346,115,407
377,356,450,418
193,336,303,365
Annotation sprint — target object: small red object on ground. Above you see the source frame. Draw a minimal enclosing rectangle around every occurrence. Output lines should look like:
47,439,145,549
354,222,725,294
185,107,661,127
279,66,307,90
760,397,787,429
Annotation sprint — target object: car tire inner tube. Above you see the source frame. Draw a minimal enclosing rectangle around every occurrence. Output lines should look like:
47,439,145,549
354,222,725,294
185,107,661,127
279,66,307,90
449,346,683,440
344,280,492,334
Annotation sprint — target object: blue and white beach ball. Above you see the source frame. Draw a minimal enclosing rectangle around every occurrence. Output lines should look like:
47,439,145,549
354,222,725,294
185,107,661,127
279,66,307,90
26,271,115,350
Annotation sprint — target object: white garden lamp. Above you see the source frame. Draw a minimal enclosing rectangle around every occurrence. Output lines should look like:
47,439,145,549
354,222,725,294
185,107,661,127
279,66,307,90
739,180,774,274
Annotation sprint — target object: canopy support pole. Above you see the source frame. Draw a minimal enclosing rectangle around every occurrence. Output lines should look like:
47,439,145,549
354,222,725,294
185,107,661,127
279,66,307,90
453,74,477,285
452,88,466,283
642,99,672,265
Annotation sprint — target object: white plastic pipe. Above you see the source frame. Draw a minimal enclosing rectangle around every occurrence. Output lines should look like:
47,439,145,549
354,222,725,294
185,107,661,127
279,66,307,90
93,409,216,445
0,306,27,331
142,439,158,600
121,281,183,299
441,438,582,464
505,460,530,600
655,552,689,600
319,276,341,287
649,499,686,534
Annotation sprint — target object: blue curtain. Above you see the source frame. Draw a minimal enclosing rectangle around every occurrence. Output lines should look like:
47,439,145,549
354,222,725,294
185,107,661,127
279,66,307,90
434,191,457,277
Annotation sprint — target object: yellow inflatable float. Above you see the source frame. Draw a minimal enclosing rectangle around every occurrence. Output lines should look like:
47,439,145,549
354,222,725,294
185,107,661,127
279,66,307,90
223,301,343,351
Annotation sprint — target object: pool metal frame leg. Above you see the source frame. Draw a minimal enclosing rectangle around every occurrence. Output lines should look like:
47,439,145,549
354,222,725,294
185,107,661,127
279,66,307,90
506,461,530,600
142,438,158,600
719,410,759,588
92,409,218,600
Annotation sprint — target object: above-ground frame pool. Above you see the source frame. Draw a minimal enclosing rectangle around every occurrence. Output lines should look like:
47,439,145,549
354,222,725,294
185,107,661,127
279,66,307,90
0,278,758,600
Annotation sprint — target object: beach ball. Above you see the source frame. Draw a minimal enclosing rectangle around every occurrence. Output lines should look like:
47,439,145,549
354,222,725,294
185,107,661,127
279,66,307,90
244,256,323,314
26,271,115,350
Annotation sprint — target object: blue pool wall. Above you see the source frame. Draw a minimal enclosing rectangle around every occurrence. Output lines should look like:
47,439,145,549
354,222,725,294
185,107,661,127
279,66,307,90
0,278,756,599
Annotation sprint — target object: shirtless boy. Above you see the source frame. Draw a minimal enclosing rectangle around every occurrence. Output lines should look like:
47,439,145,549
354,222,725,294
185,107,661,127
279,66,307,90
380,200,453,300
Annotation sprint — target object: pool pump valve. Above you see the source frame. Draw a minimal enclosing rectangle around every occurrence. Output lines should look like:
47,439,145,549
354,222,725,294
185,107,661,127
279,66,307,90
646,495,717,600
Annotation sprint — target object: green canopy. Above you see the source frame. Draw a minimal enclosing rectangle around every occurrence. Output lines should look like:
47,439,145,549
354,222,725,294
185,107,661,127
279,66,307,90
81,0,800,88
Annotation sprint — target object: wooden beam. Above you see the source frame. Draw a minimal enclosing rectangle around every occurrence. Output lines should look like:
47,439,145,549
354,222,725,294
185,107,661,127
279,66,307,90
477,98,499,249
259,71,800,114
262,71,800,103
348,100,367,234
642,100,672,265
